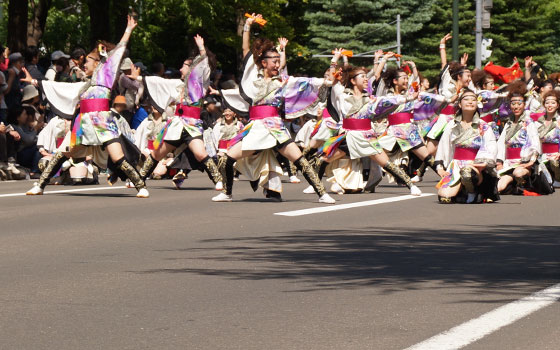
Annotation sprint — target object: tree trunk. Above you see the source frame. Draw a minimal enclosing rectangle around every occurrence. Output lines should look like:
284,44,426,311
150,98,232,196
88,0,111,45
27,0,53,47
7,0,29,52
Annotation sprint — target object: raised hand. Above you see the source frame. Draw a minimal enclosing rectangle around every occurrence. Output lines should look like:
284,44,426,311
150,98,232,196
127,65,141,80
460,53,468,66
278,37,289,51
194,34,205,48
20,67,34,84
441,33,452,44
127,15,138,31
332,48,345,61
524,56,534,68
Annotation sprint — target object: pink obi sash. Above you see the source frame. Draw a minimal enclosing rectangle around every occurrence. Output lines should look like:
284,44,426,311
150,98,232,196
175,105,201,119
387,112,413,126
80,98,110,113
249,105,280,120
440,105,457,115
453,147,478,161
506,147,522,159
481,114,494,123
342,118,371,131
542,142,559,154
530,112,545,122
218,139,229,149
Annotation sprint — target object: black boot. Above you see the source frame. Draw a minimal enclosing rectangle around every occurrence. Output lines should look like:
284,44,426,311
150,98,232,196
383,162,413,189
294,156,326,196
201,156,222,185
139,154,159,181
115,157,146,192
38,152,68,189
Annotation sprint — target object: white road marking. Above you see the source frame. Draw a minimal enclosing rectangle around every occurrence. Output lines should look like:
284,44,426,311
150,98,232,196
0,186,128,198
274,193,436,216
404,282,560,350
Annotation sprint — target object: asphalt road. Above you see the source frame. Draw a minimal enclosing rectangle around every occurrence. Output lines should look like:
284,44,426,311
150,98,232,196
0,172,559,350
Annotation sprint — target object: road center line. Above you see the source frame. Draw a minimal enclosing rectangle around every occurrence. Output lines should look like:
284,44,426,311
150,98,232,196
274,193,436,216
404,282,560,350
0,186,127,198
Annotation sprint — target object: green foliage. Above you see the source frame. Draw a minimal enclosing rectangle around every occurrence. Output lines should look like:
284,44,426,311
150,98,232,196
2,0,560,80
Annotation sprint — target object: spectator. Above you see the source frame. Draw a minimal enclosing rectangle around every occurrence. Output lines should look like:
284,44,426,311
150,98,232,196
54,57,72,82
5,52,24,110
0,45,9,71
24,46,45,81
152,62,165,77
9,106,41,178
111,95,134,141
117,58,141,123
21,84,44,130
131,99,150,130
0,65,8,123
69,48,87,82
45,50,70,81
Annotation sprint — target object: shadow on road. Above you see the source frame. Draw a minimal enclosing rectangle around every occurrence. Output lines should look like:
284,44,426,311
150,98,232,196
133,225,560,296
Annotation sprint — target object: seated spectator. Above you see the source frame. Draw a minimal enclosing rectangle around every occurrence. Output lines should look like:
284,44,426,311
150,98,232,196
21,85,44,131
0,119,22,180
9,106,41,178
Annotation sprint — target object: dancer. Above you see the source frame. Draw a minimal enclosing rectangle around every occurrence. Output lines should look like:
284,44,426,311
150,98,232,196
212,13,335,203
435,89,499,203
318,49,423,196
496,81,551,195
26,15,149,197
137,35,223,191
536,90,560,188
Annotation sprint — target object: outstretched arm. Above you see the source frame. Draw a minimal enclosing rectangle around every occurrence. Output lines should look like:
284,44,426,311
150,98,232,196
242,13,262,57
119,15,137,44
440,33,452,70
374,51,394,80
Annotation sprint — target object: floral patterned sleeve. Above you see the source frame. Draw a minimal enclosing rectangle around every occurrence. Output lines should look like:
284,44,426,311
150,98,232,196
475,123,497,166
93,41,127,88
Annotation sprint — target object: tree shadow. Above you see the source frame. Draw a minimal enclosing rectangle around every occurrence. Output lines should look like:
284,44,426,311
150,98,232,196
133,224,560,297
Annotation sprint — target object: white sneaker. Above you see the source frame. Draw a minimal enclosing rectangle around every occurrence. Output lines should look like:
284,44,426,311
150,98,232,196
553,180,560,188
7,162,20,175
289,175,301,184
466,192,477,204
26,183,43,195
125,180,135,189
318,193,336,204
411,175,423,183
410,185,422,196
215,181,223,191
136,188,149,198
212,193,232,202
330,182,344,195
302,185,315,194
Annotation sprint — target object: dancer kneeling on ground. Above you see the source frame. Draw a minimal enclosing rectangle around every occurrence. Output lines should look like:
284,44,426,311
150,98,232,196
435,89,499,203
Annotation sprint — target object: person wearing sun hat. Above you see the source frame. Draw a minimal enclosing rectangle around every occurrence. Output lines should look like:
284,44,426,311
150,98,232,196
45,50,71,81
